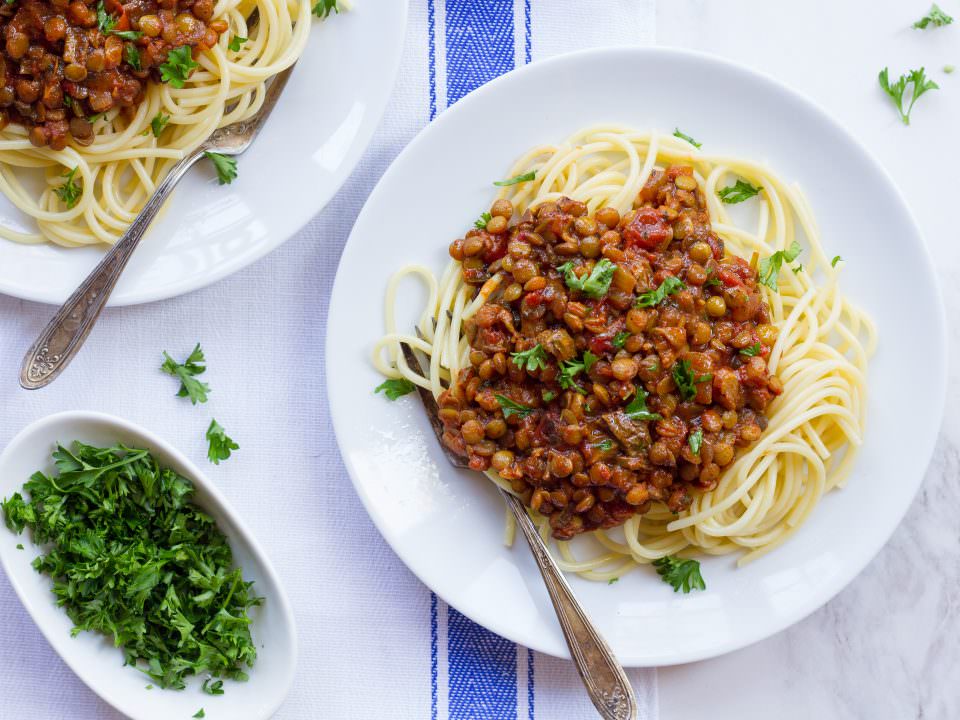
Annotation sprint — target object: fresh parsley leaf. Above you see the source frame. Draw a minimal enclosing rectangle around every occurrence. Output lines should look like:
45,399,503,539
113,29,143,40
228,35,247,52
717,179,762,204
878,66,939,125
194,711,206,719
634,276,685,308
54,167,82,209
739,342,762,357
597,439,614,451
672,128,701,148
204,152,237,185
757,241,802,291
16,543,23,550
374,378,416,400
624,386,661,421
159,46,199,89
1,443,261,691
96,0,116,33
145,685,153,690
688,429,703,456
913,3,953,28
582,351,599,372
493,170,536,187
792,264,803,274
495,394,534,420
608,577,619,585
202,678,225,695
653,555,706,593
558,352,598,392
206,419,239,465
671,359,712,402
612,331,631,349
831,255,842,267
312,0,338,18
704,273,721,288
542,390,556,403
147,113,170,138
473,211,492,230
161,343,210,404
124,43,141,71
556,258,617,299
511,344,548,372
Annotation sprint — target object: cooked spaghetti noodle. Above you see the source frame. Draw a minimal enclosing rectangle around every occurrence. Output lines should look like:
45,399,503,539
374,126,875,580
0,0,334,247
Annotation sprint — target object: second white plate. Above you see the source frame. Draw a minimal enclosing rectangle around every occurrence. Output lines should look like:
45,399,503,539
326,47,946,665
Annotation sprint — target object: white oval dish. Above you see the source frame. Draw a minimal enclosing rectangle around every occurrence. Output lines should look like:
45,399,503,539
0,0,408,307
0,411,297,720
326,47,947,666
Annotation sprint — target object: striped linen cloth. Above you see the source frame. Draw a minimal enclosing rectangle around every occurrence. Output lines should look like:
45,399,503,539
0,1,658,718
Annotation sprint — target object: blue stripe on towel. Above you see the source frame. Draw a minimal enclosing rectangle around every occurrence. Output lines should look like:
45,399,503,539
527,649,535,720
448,607,518,719
444,0,516,105
430,593,439,720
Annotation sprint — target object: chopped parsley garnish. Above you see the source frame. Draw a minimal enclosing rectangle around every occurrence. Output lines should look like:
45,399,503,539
54,167,82,209
612,331,631,349
511,344,548,372
757,240,802,291
204,152,238,185
0,442,261,690
161,343,209,404
913,3,953,28
228,35,248,52
946,65,956,74
495,394,534,420
556,258,616,299
792,264,803,274
623,386,661,422
739,342,762,357
597,439,614,452
493,170,536,187
159,46,199,89
704,273,721,288
717,179,762,204
608,577,619,585
653,555,706,593
375,378,416,400
194,711,206,719
878,66,938,125
672,128,701,149
312,0,338,18
671,359,712,402
146,113,170,138
634,276,685,308
206,419,239,465
688,429,703,455
202,678,225,695
124,44,142,71
15,543,23,550
473,211,492,230
113,29,143,40
96,0,115,32
541,390,557,403
831,255,842,267
558,352,599,392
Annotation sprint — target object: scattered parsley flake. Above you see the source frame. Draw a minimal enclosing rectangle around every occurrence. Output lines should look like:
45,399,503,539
204,152,237,185
624,386,661,422
54,167,82,209
15,543,23,550
831,255,842,267
688,429,703,456
96,0,116,33
206,420,239,465
758,241,802,291
473,211,492,230
312,0,338,18
739,342,762,357
228,35,248,52
718,179,762,204
945,65,955,74
541,390,557,403
913,3,953,28
672,128,701,148
634,276,685,308
113,29,142,40
146,113,170,138
671,359,712,402
608,577,619,585
159,46,199,89
878,66,938,125
557,258,617,299
161,343,210,404
375,378,415,400
612,331,631,349
495,394,534,420
124,43,141,71
597,439,614,452
202,678,225,695
653,555,706,593
493,170,536,187
511,344,548,373
559,352,598,393
193,711,206,719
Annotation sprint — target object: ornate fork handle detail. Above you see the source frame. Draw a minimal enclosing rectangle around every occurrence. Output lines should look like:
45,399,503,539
19,151,204,389
500,490,637,720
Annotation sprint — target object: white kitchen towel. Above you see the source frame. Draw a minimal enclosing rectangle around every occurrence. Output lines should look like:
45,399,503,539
0,1,657,718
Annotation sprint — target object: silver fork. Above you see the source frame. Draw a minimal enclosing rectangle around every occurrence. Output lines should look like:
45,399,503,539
400,342,637,720
19,65,297,390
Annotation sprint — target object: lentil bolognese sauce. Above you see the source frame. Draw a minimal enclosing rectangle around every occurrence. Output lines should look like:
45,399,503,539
438,169,783,541
374,127,875,581
0,0,335,247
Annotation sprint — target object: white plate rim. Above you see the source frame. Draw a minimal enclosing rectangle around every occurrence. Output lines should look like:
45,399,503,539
326,45,948,666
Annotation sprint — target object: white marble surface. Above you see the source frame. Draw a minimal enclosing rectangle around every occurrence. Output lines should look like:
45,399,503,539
655,2,959,718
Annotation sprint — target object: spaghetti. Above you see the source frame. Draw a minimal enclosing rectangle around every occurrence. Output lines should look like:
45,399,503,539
374,127,876,581
0,0,329,247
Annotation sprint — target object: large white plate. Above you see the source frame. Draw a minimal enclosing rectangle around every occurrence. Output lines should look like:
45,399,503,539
0,1,407,307
326,47,947,666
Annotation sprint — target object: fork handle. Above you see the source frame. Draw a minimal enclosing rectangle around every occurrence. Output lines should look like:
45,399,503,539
20,149,206,390
501,489,637,720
